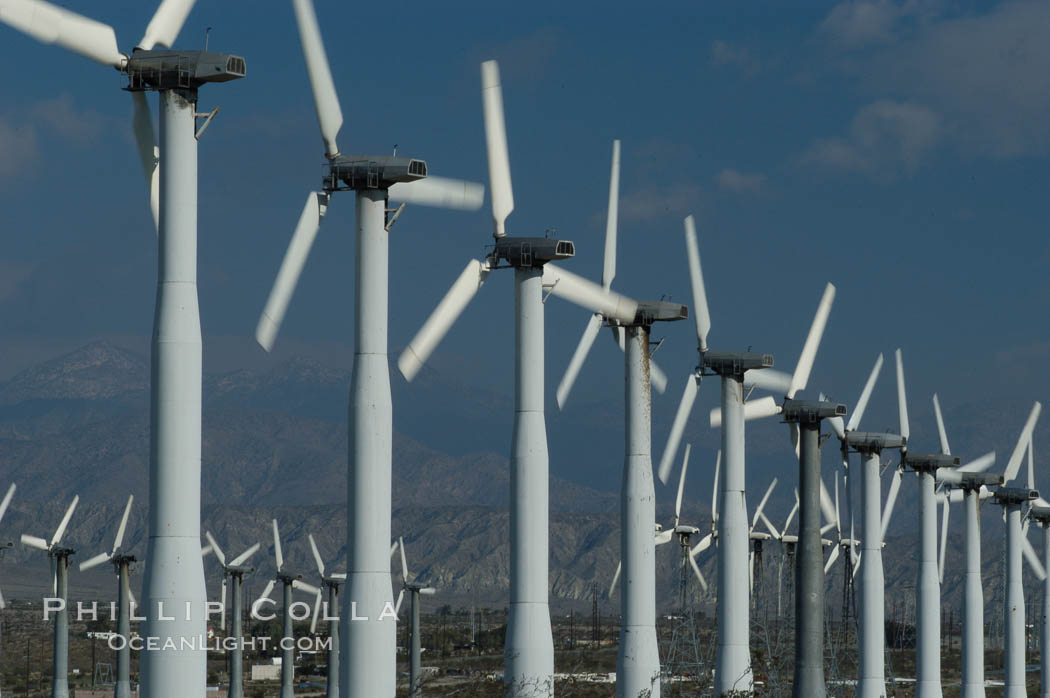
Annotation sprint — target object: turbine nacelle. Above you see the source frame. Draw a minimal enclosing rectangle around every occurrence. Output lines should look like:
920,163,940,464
125,49,246,90
904,453,959,472
702,350,773,375
491,236,574,267
845,431,906,453
781,398,846,423
1029,505,1050,523
325,155,427,190
994,487,1039,505
937,470,1002,488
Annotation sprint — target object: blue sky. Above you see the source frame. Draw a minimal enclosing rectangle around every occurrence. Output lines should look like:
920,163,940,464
1,1,1048,506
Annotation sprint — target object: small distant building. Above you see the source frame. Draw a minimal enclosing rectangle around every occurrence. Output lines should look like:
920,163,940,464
251,664,281,681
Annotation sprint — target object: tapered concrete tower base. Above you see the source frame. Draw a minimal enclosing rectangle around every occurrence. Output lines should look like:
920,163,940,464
962,489,986,698
1004,503,1026,698
916,470,942,698
858,452,887,698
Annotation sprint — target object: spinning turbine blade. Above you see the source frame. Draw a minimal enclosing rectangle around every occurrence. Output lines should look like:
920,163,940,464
229,543,260,568
310,589,322,634
388,176,485,211
656,374,698,484
138,0,195,50
0,0,124,67
824,544,840,574
1022,536,1047,581
79,552,111,571
220,577,227,631
895,349,910,443
958,451,995,474
881,468,903,543
481,60,513,236
131,92,159,231
1003,402,1041,484
786,282,835,399
0,483,14,523
759,512,780,539
654,529,674,546
827,414,845,441
689,552,708,592
744,368,793,395
399,536,409,581
395,589,405,616
847,353,884,432
649,356,668,394
752,479,778,529
556,314,603,410
609,561,622,596
292,579,320,596
691,533,712,557
20,534,48,551
542,263,639,324
602,140,619,289
933,394,951,455
256,192,329,351
272,519,283,572
683,215,711,352
398,259,490,381
674,444,691,525
712,453,721,524
259,579,276,601
938,496,949,584
112,494,133,554
420,587,436,596
204,531,226,567
709,396,780,428
784,495,799,533
308,534,325,578
291,0,343,157
818,479,836,530
51,495,79,546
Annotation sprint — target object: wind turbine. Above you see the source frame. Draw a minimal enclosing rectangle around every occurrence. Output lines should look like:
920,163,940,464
251,4,482,695
748,478,779,598
659,213,836,695
306,533,345,698
668,445,709,605
21,495,79,698
931,394,1001,698
79,495,136,698
0,4,246,695
202,531,260,698
394,537,436,698
396,60,641,697
893,350,960,698
553,138,687,698
1028,491,1050,698
256,520,320,698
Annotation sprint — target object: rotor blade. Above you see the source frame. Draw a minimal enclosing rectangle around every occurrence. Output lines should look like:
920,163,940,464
229,543,260,568
649,356,668,394
201,544,213,558
398,259,489,382
542,263,640,324
834,471,842,534
654,528,674,546
827,415,845,441
51,495,79,546
256,191,329,352
420,587,436,596
609,561,621,597
656,374,699,484
130,91,159,232
78,552,111,571
481,60,513,237
743,368,793,395
388,176,485,211
556,314,603,410
138,0,194,50
1028,432,1035,490
220,577,227,631
0,587,4,609
824,544,840,574
308,534,325,579
1022,535,1047,581
752,479,778,530
709,396,781,428
0,0,124,67
1004,402,1041,484
938,495,949,584
881,468,903,543
291,0,343,157
399,536,409,582
0,483,14,523
688,552,708,592
932,394,951,456
958,451,995,474
602,140,620,289
675,444,691,523
819,479,836,529
712,452,721,524
748,550,755,595
395,589,405,616
847,353,884,432
683,215,711,352
259,579,275,602
310,589,322,634
783,496,799,533
203,531,226,567
112,494,133,554
894,349,910,443
758,511,780,539
272,519,283,572
292,579,320,596
787,283,835,399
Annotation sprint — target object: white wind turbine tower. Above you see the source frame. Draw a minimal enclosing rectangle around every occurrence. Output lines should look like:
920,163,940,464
396,60,643,697
255,520,320,698
79,496,136,698
931,394,1001,698
0,4,247,695
394,537,436,698
202,532,260,698
554,139,686,698
305,533,345,698
892,350,960,698
21,495,79,698
660,215,836,696
252,4,481,694
0,482,15,697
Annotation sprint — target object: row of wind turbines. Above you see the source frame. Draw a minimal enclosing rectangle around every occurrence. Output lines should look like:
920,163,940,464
1,0,1046,697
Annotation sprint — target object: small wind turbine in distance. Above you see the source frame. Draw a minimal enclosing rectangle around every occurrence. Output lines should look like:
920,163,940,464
1026,478,1050,698
395,537,436,698
396,59,642,697
553,138,686,698
202,531,260,698
989,402,1042,698
256,520,320,698
80,495,136,698
253,4,482,695
659,213,836,697
930,394,1000,698
21,495,79,698
306,533,345,698
0,4,246,695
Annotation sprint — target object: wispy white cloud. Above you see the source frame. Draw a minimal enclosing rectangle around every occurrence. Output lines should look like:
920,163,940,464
801,100,940,176
716,169,766,194
818,0,942,48
710,39,759,74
